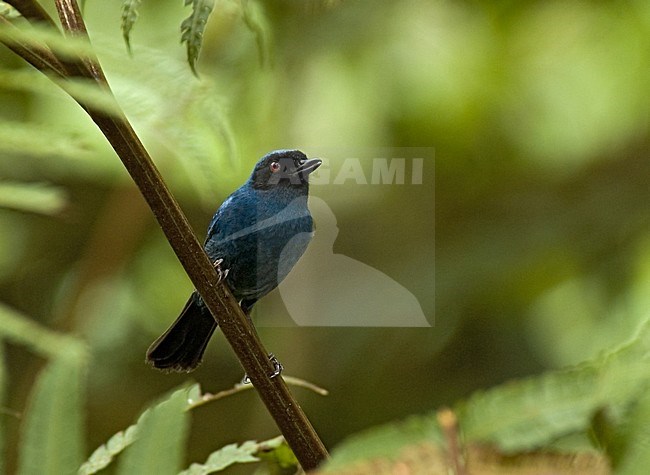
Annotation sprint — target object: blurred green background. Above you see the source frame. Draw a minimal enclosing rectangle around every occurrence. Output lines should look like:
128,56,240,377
1,0,650,471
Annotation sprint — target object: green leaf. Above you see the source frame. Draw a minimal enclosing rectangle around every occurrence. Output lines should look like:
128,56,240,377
325,414,442,472
116,385,193,475
77,423,138,475
186,383,202,404
58,77,123,117
0,23,96,62
121,0,142,53
0,303,86,359
0,181,67,215
613,392,650,475
170,89,238,202
180,0,215,74
80,384,200,474
240,0,271,66
80,384,295,475
178,436,288,475
2,306,87,473
0,115,95,160
0,67,121,118
18,354,86,475
457,318,650,451
0,2,20,18
0,346,6,475
256,436,299,469
324,319,650,471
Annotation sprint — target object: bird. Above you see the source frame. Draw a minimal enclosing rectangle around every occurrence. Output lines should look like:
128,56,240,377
146,149,322,373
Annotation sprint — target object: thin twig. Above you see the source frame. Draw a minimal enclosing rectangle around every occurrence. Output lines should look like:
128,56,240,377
188,383,252,410
283,376,329,396
188,376,329,410
437,407,466,475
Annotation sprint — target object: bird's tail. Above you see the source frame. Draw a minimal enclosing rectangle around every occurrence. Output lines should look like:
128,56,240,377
146,293,217,372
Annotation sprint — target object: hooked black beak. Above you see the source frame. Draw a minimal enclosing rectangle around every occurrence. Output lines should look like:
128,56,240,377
297,158,322,177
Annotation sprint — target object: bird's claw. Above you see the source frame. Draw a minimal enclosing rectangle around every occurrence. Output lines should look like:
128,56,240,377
269,353,284,378
212,258,230,283
241,353,284,384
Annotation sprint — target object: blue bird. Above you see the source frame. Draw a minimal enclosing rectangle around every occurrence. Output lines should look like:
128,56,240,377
147,150,322,372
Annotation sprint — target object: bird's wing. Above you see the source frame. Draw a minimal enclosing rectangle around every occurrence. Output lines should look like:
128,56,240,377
205,206,223,243
205,204,229,244
204,189,258,244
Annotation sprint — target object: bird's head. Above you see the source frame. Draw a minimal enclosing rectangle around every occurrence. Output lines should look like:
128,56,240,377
249,150,322,190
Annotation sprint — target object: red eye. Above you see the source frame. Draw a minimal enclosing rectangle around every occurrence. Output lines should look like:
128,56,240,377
270,161,281,173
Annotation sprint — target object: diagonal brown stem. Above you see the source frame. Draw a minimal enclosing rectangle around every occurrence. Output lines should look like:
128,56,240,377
5,0,58,28
1,0,329,470
0,17,66,76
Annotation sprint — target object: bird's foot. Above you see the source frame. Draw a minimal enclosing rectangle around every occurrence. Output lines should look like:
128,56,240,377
241,353,284,384
212,258,230,283
269,353,284,378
